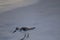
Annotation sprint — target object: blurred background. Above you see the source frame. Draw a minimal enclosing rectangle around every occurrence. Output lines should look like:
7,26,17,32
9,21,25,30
0,0,60,40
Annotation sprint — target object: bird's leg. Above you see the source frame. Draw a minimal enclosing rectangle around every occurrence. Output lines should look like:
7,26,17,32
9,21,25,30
26,33,31,40
20,32,29,40
26,32,29,38
20,33,26,40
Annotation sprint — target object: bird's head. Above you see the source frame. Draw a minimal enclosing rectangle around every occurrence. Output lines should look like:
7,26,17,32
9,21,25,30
13,27,19,33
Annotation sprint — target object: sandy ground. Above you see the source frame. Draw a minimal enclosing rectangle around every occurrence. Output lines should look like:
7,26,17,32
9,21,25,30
0,0,39,13
0,0,60,40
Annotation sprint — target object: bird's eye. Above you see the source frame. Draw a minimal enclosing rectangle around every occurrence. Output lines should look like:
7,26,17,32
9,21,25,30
16,27,19,30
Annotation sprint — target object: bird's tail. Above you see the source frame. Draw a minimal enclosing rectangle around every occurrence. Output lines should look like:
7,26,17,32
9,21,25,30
28,27,36,30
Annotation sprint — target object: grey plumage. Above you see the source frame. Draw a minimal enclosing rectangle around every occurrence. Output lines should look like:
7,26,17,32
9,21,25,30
13,27,35,33
13,27,36,40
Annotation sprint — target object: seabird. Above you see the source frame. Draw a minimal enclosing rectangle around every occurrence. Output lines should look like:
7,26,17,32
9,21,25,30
13,27,36,40
13,27,35,33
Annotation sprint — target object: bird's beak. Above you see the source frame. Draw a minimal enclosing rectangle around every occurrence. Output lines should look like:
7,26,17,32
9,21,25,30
13,30,16,33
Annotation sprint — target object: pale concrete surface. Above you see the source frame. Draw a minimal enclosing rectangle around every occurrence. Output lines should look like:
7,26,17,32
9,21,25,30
0,0,60,40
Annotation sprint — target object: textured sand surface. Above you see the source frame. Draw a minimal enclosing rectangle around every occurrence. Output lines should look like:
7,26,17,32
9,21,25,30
0,0,39,13
0,0,60,40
